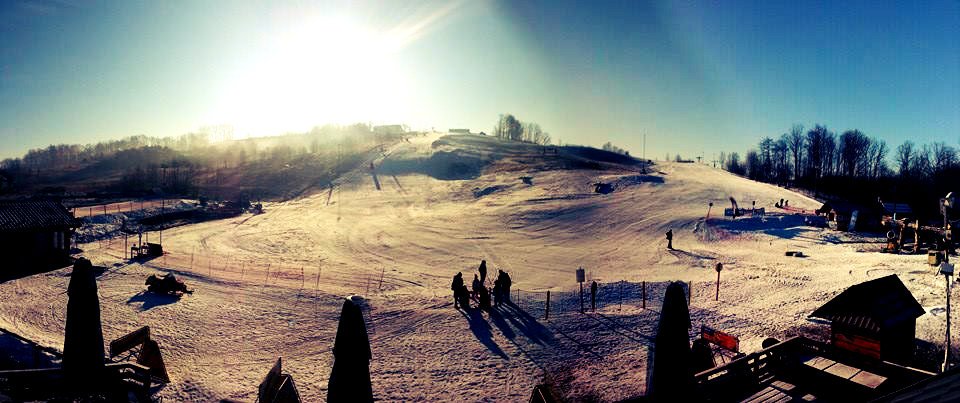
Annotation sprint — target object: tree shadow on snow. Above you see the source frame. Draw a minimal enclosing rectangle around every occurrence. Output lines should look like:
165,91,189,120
458,308,508,359
126,291,180,312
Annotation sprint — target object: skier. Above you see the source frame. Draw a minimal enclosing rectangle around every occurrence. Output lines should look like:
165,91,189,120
478,260,488,285
666,229,674,250
451,272,464,309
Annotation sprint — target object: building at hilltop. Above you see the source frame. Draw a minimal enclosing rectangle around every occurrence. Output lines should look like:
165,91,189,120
0,200,81,272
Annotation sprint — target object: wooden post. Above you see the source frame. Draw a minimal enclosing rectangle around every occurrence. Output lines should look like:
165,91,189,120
124,235,127,260
545,290,551,320
715,271,720,301
642,281,646,309
619,281,623,311
688,281,692,306
300,267,305,289
378,267,385,290
315,264,322,291
103,205,107,215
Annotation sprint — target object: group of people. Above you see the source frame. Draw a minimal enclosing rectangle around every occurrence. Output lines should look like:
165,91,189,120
451,259,512,310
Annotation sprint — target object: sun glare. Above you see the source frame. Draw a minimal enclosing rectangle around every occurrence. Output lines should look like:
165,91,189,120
210,16,410,137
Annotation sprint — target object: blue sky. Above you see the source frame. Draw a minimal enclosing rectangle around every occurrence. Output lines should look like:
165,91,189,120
1,0,958,161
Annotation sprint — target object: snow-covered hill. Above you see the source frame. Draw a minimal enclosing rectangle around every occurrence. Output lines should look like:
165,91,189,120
0,134,948,401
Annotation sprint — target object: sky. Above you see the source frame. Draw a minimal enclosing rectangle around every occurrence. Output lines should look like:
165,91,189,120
1,0,959,161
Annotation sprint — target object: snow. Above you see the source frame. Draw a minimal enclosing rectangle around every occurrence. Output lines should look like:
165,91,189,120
0,134,954,401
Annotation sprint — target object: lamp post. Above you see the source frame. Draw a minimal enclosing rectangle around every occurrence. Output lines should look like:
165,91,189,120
940,193,955,373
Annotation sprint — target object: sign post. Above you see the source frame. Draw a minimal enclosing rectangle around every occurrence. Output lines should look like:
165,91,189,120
576,267,585,314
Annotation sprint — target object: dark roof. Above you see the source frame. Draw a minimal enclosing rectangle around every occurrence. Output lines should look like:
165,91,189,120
821,200,881,215
873,364,960,402
878,200,913,215
810,275,924,330
0,201,82,233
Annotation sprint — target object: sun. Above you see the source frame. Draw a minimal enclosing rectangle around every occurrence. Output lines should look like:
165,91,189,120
209,16,410,137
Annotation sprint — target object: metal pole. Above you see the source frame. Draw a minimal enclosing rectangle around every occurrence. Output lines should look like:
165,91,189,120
945,273,951,373
579,282,584,313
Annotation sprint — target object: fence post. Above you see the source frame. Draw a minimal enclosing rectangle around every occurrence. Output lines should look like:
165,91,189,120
688,281,692,306
642,281,646,309
619,281,623,311
545,291,551,320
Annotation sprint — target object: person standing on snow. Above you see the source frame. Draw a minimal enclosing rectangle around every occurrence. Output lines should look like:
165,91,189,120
478,260,488,285
666,229,674,250
472,274,482,299
451,272,464,309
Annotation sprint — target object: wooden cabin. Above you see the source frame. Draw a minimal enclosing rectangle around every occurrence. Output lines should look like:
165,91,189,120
809,275,924,364
818,200,883,232
0,200,82,271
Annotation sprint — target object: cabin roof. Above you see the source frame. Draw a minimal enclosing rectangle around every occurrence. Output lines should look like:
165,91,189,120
810,275,924,330
0,200,82,233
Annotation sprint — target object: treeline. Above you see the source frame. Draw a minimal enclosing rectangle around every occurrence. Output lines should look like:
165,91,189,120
491,114,552,145
601,142,630,156
722,124,960,219
0,123,405,199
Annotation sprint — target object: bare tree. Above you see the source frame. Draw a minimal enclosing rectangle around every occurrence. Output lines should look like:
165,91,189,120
932,142,957,174
787,124,804,181
896,141,914,178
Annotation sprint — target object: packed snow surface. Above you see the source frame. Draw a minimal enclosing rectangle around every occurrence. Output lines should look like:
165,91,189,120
0,134,951,401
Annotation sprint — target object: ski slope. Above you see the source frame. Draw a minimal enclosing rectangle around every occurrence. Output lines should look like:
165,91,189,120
0,134,950,401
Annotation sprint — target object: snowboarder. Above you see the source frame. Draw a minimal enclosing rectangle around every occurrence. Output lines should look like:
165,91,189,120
472,274,482,299
666,229,674,250
451,272,464,309
478,260,487,285
590,280,598,312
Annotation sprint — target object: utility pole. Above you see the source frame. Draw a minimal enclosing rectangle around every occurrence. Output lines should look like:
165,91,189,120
940,192,954,373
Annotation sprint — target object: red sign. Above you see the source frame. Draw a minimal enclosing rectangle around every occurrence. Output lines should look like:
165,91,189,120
702,325,739,352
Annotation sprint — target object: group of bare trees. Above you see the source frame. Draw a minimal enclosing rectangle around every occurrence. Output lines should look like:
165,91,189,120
0,122,404,198
721,124,897,185
721,123,960,217
492,114,552,145
601,142,630,156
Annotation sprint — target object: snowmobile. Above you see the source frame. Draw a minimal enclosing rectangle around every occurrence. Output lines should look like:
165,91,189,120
145,273,192,295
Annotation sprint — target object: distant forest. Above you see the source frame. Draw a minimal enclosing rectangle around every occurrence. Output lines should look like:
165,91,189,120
720,124,960,220
0,124,405,201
